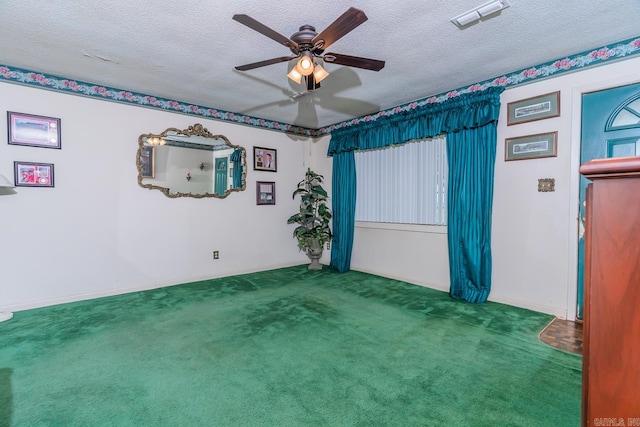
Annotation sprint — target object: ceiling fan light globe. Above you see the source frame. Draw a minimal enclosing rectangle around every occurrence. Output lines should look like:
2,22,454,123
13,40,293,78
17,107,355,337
300,57,313,70
296,56,314,76
313,63,329,83
287,68,303,84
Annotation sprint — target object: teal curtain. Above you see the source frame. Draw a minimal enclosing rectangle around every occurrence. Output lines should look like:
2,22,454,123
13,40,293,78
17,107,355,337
327,87,502,302
330,151,356,272
230,149,243,188
328,87,504,155
446,125,496,303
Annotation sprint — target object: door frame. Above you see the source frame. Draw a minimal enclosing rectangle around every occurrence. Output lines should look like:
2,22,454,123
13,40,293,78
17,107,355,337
566,72,640,321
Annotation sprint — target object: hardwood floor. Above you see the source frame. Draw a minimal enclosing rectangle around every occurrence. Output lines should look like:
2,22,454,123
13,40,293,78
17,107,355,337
539,318,583,355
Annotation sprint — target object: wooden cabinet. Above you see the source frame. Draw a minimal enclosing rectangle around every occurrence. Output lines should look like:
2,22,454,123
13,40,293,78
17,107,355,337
580,157,640,426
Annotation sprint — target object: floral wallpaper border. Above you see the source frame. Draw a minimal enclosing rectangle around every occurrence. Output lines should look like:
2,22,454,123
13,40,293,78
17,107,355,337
1,36,639,138
316,35,640,136
0,66,308,136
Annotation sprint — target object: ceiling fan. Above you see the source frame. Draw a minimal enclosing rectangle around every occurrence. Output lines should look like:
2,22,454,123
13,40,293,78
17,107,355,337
232,7,385,91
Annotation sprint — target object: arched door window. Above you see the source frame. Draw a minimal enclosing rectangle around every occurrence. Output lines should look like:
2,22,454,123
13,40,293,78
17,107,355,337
604,93,640,157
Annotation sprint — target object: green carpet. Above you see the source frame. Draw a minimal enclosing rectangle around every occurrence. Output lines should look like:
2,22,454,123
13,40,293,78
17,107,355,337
0,266,581,426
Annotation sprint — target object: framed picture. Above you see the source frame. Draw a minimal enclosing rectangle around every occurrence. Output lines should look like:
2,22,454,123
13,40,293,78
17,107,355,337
256,181,276,205
253,146,277,172
14,161,55,187
507,91,560,126
7,112,62,149
505,132,558,161
141,146,155,178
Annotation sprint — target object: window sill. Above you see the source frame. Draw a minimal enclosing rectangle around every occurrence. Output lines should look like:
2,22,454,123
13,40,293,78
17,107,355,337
355,221,447,235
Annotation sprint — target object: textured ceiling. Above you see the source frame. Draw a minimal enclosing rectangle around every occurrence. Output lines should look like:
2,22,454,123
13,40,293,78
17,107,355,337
0,1,639,130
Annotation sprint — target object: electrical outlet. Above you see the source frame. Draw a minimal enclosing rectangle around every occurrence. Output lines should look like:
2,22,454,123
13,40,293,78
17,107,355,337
213,251,219,260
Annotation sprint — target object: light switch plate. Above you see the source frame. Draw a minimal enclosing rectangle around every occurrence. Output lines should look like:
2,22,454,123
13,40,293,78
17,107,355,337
538,178,555,192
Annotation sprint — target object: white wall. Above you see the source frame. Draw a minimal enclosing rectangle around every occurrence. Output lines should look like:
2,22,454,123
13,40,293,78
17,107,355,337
351,223,450,291
4,55,640,317
0,82,327,311
494,56,640,319
349,56,640,319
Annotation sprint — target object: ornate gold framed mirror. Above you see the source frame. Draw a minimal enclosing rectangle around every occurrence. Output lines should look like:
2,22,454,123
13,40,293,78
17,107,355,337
137,124,247,198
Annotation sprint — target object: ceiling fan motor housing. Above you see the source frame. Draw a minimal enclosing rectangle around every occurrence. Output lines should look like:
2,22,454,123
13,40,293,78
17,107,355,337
290,25,324,54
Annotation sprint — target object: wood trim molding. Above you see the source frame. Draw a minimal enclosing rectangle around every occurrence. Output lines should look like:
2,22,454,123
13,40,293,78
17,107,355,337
579,156,640,179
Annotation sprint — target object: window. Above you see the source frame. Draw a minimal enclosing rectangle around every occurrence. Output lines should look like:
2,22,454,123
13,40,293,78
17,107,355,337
355,136,448,225
605,93,640,157
606,94,640,130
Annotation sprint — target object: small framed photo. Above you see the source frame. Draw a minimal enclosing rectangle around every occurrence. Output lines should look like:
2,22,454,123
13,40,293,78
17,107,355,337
8,112,62,149
507,91,560,126
253,146,277,172
140,146,155,178
256,181,276,205
505,132,558,161
14,161,55,187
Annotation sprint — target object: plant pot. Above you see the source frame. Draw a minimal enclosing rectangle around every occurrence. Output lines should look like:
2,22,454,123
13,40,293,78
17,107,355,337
306,240,324,270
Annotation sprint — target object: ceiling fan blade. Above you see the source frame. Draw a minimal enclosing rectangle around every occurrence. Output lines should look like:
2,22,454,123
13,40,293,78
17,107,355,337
235,56,295,71
323,53,385,71
232,14,299,52
312,7,368,51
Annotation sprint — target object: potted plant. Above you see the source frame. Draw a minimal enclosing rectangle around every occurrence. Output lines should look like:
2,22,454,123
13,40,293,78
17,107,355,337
287,168,333,270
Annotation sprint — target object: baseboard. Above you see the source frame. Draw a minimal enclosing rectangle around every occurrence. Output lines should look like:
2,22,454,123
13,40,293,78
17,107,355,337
351,268,568,317
2,262,305,313
3,285,157,313
350,267,450,293
3,263,569,319
487,294,567,318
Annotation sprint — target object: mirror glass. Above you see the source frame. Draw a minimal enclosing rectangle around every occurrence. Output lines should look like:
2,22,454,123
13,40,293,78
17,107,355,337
137,124,246,198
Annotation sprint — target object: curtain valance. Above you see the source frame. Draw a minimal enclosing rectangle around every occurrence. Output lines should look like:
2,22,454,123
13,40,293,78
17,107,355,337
327,86,504,155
